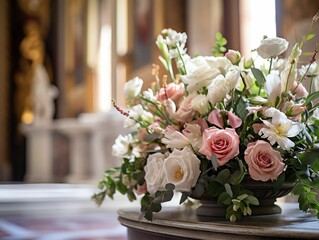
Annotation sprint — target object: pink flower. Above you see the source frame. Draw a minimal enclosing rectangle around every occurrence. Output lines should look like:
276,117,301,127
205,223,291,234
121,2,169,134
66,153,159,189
292,81,308,99
134,182,147,195
199,127,240,166
161,126,190,149
157,82,185,107
208,109,242,128
208,109,223,128
175,95,195,123
252,123,264,134
192,118,209,132
244,140,285,181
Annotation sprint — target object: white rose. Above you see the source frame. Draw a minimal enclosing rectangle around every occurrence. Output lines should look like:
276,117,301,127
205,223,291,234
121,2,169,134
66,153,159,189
124,77,143,99
144,153,166,195
256,37,289,59
163,146,201,192
207,76,229,106
180,56,232,93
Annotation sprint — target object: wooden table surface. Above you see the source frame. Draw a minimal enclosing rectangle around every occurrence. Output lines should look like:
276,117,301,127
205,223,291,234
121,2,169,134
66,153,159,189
118,203,319,240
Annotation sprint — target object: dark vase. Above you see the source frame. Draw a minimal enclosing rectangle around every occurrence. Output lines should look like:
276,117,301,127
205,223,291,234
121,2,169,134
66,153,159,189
195,180,295,217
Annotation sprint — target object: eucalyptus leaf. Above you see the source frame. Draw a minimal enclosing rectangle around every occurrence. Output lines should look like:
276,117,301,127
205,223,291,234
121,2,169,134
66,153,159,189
246,195,259,206
165,183,176,191
216,169,231,184
217,191,232,205
224,183,233,198
211,154,218,171
180,192,191,204
251,68,266,86
150,202,162,213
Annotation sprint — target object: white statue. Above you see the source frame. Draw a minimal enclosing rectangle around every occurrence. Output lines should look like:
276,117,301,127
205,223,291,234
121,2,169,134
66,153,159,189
31,64,58,125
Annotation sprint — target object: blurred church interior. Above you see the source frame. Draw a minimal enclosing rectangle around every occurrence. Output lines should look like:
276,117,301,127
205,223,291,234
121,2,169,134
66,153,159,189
0,0,319,239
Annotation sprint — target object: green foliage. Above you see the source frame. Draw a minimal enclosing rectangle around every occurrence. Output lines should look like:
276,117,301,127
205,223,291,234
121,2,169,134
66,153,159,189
139,184,175,221
211,32,227,56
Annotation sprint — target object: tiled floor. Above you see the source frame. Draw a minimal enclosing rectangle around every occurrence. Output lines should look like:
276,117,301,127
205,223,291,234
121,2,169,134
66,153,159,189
0,184,139,240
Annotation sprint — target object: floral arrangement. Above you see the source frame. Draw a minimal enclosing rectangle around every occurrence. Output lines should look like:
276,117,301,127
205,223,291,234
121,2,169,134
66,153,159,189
93,23,319,222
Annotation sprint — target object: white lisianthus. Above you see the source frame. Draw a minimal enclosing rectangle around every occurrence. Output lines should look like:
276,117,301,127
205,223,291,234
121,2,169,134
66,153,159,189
182,123,203,152
124,77,143,99
124,104,153,129
265,73,282,107
161,126,190,149
256,37,289,59
191,94,210,115
259,108,302,150
144,153,166,195
163,146,201,192
112,134,133,158
143,88,157,102
299,61,319,77
161,28,187,47
180,56,232,93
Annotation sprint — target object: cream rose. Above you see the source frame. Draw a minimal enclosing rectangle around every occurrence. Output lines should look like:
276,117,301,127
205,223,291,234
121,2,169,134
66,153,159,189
144,153,166,195
244,140,285,181
199,127,240,166
256,37,289,59
163,146,201,192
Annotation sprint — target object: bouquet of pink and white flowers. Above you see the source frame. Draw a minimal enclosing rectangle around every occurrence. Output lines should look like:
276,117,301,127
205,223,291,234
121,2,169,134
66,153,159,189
93,25,319,221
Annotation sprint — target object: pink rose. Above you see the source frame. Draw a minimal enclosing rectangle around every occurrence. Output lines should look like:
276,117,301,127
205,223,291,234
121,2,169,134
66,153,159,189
244,140,285,181
199,127,240,166
157,82,185,107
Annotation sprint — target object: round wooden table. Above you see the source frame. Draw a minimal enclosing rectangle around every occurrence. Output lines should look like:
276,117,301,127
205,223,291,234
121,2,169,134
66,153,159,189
118,203,319,240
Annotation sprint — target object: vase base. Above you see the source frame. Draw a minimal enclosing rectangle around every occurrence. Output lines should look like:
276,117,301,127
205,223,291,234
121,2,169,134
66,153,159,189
196,199,282,217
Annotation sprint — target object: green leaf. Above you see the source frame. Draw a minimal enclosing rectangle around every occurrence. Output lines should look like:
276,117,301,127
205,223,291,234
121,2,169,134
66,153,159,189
163,190,174,202
144,210,153,221
195,183,205,196
165,183,175,191
251,68,266,86
211,154,218,171
216,169,231,184
180,192,190,204
230,170,245,185
216,32,223,41
237,194,248,201
246,195,259,206
273,173,286,193
305,91,319,105
224,183,233,198
207,181,223,198
298,149,319,166
306,33,316,41
217,191,232,205
150,202,162,213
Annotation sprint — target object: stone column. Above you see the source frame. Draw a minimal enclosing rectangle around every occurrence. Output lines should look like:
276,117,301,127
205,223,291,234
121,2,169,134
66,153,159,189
22,124,53,182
